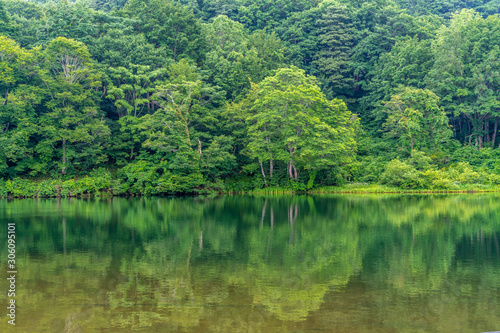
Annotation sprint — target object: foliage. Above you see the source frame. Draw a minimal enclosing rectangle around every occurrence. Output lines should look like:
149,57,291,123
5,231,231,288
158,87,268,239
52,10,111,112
236,67,357,187
382,87,453,154
122,0,205,63
427,10,500,148
1,0,500,193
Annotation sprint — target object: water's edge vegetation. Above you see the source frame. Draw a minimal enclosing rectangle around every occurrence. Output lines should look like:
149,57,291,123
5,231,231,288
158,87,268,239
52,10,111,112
1,174,500,198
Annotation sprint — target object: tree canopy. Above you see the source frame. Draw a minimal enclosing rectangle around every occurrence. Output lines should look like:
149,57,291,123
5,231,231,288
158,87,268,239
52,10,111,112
2,0,500,194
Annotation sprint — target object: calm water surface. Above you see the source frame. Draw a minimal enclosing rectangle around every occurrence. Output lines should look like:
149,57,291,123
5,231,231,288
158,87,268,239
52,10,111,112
1,195,499,332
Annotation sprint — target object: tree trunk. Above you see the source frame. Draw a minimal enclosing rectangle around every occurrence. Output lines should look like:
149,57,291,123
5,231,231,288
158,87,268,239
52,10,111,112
259,161,267,187
288,161,294,179
265,135,273,179
292,164,298,179
485,118,490,144
62,140,67,175
492,117,498,148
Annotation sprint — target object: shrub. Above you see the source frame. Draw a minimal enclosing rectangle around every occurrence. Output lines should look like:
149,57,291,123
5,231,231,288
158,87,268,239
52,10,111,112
380,159,424,189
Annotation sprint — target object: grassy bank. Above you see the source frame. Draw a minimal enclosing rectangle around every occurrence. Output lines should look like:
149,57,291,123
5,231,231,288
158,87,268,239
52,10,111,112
2,176,499,199
309,183,500,194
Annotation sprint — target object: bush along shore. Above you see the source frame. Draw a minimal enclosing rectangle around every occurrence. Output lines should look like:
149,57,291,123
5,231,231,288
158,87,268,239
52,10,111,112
2,158,500,198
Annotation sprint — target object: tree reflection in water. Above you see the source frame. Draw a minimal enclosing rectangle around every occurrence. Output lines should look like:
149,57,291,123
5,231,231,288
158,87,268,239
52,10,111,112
0,194,499,332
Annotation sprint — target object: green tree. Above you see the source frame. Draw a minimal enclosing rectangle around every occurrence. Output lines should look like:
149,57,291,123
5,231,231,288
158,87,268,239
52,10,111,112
202,15,250,100
427,9,500,148
90,29,172,70
244,67,357,185
89,0,128,11
361,36,435,132
245,29,287,83
105,64,168,164
122,0,205,63
382,87,453,154
106,64,167,118
3,0,44,47
139,60,230,186
202,16,288,100
0,0,11,35
395,0,485,17
235,0,317,31
37,37,110,175
312,2,355,100
193,0,240,21
35,0,102,46
0,36,41,176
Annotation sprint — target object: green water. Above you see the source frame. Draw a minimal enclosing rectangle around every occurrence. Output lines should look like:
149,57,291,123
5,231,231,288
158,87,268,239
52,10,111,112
1,195,499,332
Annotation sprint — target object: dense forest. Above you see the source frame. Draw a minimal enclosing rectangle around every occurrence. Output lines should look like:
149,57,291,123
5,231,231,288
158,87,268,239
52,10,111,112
2,0,500,196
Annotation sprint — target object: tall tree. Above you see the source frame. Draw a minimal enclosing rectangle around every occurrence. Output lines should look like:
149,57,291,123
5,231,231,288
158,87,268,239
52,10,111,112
35,0,101,46
3,0,47,47
105,64,168,164
202,16,287,100
0,36,40,176
37,37,110,175
90,29,171,69
122,0,205,64
201,15,250,100
0,0,11,35
89,0,128,11
243,67,357,185
139,59,230,183
427,9,500,148
312,3,355,100
361,36,435,133
382,87,453,154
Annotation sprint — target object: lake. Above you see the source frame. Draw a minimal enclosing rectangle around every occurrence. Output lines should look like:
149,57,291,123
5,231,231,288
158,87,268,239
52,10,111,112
1,195,499,332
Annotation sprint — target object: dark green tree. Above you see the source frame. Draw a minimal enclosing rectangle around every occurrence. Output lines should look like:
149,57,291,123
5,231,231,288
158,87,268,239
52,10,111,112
427,9,500,148
122,0,205,64
312,3,355,100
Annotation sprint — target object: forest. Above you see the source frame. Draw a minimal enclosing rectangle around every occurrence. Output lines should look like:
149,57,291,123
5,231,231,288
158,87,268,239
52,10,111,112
2,0,500,196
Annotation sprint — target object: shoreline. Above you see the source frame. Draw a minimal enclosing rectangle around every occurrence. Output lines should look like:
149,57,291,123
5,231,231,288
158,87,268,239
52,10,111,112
1,183,499,199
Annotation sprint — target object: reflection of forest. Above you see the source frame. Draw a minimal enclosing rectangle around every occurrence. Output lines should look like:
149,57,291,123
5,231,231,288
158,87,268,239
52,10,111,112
0,195,499,332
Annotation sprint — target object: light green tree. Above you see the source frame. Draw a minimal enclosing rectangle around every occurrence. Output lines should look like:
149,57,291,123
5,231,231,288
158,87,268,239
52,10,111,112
244,67,357,185
37,37,110,175
382,87,453,153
